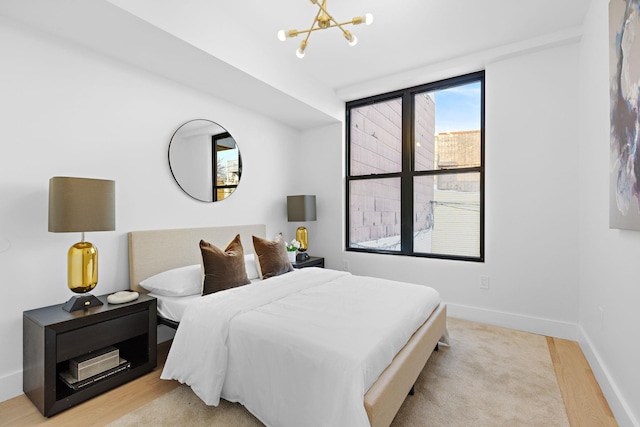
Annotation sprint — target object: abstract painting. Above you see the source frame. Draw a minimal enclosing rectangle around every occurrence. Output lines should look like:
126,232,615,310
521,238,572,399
610,0,640,230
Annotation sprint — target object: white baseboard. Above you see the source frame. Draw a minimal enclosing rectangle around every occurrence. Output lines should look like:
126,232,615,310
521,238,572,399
0,370,22,404
446,303,578,340
578,326,640,427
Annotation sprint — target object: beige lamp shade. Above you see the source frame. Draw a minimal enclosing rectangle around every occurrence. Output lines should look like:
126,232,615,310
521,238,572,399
287,195,316,222
49,177,115,233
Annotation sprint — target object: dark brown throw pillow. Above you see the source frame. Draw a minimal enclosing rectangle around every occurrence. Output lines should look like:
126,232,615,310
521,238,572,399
200,235,250,295
252,235,294,279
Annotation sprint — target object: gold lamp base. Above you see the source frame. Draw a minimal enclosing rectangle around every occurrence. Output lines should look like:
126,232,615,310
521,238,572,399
295,226,310,262
295,226,308,251
63,239,103,312
68,241,98,292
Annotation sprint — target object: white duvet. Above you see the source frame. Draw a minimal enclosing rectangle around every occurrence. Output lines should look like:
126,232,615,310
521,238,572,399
161,268,441,427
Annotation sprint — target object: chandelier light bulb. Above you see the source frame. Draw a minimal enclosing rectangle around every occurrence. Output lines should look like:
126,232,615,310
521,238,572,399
345,31,358,46
296,40,307,58
365,13,373,25
278,30,299,41
353,13,373,26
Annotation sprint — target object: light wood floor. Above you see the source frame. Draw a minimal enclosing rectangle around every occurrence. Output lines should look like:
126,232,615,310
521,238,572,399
547,337,618,426
0,337,617,427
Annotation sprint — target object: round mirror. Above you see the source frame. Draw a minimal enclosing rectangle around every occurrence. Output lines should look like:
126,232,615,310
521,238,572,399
169,119,243,202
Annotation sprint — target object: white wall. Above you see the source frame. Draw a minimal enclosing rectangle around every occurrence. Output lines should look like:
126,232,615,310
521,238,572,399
0,17,306,402
291,123,345,264
577,0,640,425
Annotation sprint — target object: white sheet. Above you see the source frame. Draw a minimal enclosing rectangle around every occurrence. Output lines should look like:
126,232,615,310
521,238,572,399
151,279,262,323
149,293,199,323
161,268,441,427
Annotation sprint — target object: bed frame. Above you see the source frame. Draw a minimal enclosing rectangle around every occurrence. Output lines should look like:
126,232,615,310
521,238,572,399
128,225,447,427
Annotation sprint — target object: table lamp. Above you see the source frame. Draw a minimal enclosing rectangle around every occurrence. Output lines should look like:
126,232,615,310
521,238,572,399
48,177,115,312
287,195,316,261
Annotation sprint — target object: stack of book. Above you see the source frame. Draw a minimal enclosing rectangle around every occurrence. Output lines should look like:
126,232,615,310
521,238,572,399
59,346,130,390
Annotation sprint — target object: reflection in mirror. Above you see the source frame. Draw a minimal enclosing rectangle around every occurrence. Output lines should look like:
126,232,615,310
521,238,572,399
169,119,242,202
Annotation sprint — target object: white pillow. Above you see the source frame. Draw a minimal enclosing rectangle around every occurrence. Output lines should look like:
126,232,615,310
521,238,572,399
139,264,202,296
245,254,260,280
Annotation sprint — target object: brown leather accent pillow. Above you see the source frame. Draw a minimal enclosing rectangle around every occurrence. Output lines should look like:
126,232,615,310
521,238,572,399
200,235,250,295
252,235,294,279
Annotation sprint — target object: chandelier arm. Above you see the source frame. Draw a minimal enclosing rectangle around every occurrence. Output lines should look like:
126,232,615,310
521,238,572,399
294,19,354,36
301,6,323,45
314,1,351,37
319,20,359,30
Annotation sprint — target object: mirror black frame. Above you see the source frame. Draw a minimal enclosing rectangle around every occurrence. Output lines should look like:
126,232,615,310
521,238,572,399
168,119,243,202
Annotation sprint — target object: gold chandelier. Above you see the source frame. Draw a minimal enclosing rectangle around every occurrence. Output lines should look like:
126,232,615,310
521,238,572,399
277,0,373,58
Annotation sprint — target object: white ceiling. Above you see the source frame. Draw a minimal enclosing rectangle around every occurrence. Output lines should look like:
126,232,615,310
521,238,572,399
0,0,591,129
212,0,591,91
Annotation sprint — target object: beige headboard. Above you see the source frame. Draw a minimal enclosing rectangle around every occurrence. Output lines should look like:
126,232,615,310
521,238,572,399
128,224,266,293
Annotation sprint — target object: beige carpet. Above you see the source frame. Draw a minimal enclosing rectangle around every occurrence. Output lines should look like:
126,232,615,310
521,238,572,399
108,318,569,427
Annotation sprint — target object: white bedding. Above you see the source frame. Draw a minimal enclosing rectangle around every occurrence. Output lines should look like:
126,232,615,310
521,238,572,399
149,293,199,323
161,268,441,427
151,279,261,322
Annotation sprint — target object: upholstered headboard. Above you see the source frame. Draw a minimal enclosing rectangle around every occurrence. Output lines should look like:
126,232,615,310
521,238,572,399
128,224,266,293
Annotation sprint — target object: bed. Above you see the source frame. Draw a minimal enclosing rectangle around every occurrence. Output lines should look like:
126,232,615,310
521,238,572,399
128,224,448,427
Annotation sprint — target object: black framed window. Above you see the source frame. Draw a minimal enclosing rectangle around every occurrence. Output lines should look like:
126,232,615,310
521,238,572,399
212,132,241,201
346,71,484,261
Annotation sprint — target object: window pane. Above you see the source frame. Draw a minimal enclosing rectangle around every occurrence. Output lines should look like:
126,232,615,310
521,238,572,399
217,187,236,200
414,81,481,171
350,98,402,175
414,172,480,257
349,178,401,251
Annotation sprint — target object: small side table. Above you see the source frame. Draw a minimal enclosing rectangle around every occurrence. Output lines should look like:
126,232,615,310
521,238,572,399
292,256,324,269
23,293,157,416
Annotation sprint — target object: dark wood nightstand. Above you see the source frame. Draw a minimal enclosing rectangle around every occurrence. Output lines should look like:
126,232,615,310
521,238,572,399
292,256,324,269
23,293,157,417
